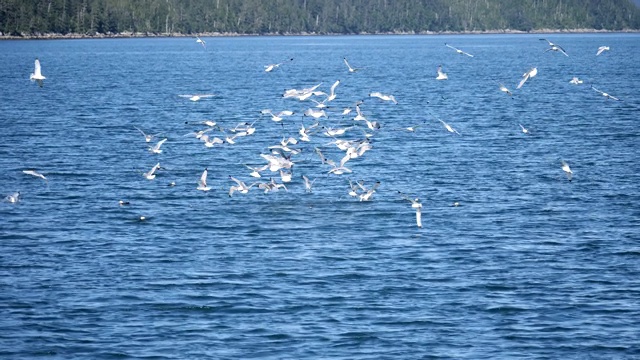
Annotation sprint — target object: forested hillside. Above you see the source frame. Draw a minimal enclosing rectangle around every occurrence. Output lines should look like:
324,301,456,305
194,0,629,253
1,0,639,36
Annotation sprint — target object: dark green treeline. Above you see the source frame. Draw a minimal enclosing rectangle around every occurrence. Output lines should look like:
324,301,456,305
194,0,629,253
1,0,639,36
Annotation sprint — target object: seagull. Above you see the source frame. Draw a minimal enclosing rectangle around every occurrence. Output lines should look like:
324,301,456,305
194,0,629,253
436,65,448,80
438,119,460,135
149,138,167,154
353,103,367,121
197,168,211,191
561,161,573,182
519,124,530,134
517,67,538,89
23,169,47,182
302,175,316,192
201,134,224,148
445,43,474,57
228,176,256,196
343,57,363,73
327,80,340,102
540,38,568,56
304,108,328,119
178,94,215,102
195,36,206,49
262,109,294,122
591,86,620,101
398,192,423,228
596,46,610,56
359,181,381,201
569,77,583,85
30,58,46,87
497,82,513,96
118,200,130,206
245,164,269,178
5,191,20,203
144,163,161,180
264,58,293,72
369,92,398,104
134,126,159,142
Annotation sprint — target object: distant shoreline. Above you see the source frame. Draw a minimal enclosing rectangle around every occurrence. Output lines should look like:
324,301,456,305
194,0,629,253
1,28,639,40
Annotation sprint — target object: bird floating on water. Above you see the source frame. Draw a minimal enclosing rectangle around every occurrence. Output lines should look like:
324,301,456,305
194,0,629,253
30,58,46,87
445,43,474,57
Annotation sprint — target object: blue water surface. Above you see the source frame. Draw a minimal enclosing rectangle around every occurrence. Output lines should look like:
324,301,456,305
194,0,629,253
1,34,639,359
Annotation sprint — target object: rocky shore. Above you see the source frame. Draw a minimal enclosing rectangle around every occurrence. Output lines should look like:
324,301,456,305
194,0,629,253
1,28,637,40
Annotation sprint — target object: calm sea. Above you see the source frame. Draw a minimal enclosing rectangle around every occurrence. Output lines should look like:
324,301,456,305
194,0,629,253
1,34,639,359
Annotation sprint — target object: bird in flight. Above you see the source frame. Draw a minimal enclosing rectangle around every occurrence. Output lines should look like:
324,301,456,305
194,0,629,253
517,67,538,89
178,94,215,102
540,38,568,56
591,86,620,101
445,43,474,57
30,58,46,87
436,65,448,80
23,170,48,182
596,46,610,56
561,161,573,182
398,191,423,228
197,168,211,191
343,57,363,73
264,58,293,72
195,36,206,49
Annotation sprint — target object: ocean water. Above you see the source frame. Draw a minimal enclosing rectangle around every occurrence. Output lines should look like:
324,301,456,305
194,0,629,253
1,34,639,359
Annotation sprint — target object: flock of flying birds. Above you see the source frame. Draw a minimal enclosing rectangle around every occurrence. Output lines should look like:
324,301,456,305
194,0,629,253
7,36,621,228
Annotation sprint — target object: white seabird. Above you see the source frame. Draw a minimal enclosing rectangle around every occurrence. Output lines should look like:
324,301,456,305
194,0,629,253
144,163,161,180
134,126,159,142
30,58,46,87
369,92,398,104
195,36,206,49
540,38,568,56
5,191,20,203
343,57,363,73
445,43,474,57
438,119,460,135
596,46,610,56
591,86,620,101
436,65,448,80
561,161,573,182
197,168,211,191
23,169,47,182
517,67,538,89
149,138,168,154
178,94,215,102
399,192,423,228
